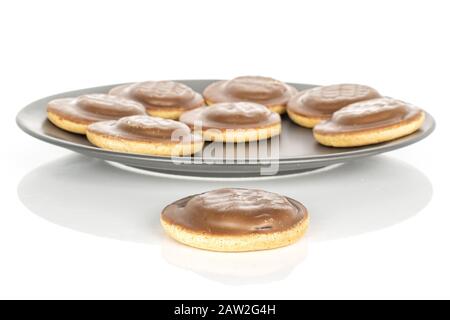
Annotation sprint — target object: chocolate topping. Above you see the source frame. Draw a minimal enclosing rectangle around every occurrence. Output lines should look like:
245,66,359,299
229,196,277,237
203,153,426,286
203,76,297,106
288,84,381,118
87,115,202,143
47,94,146,124
179,102,281,130
109,81,204,110
161,188,308,236
117,115,191,138
314,98,423,134
227,76,287,100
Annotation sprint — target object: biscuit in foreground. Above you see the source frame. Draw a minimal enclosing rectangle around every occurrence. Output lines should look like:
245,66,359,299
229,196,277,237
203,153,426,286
161,188,309,252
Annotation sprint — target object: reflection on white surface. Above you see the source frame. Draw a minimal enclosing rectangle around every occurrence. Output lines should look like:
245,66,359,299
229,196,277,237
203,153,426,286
162,237,307,285
108,160,342,182
17,154,432,284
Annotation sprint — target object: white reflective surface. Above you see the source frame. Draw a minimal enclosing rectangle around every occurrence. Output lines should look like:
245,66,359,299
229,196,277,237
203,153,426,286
17,154,432,284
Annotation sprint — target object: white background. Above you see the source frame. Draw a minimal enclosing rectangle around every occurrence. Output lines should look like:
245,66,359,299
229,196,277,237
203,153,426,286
1,0,449,299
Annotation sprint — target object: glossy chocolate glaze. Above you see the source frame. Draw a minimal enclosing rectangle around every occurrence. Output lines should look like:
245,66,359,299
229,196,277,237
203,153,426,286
288,84,381,118
47,94,146,124
179,102,281,130
314,98,423,134
109,81,204,110
87,115,202,143
203,76,297,106
161,188,308,236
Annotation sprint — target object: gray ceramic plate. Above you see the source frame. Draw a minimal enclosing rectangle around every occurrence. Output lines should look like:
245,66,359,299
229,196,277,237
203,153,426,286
16,80,435,177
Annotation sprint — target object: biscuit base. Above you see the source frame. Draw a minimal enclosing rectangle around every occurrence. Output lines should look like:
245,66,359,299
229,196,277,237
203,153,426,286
161,216,309,252
146,108,186,120
201,123,281,143
47,111,88,134
205,100,286,114
287,110,325,128
86,131,204,156
267,104,286,114
313,112,425,147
